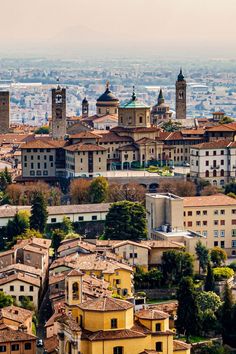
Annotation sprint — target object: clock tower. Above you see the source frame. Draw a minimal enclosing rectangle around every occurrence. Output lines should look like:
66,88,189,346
52,82,66,139
176,69,187,120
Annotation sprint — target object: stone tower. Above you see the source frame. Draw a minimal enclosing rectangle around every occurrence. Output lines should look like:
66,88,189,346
82,97,89,118
52,83,66,139
65,269,83,309
0,91,10,133
176,69,187,119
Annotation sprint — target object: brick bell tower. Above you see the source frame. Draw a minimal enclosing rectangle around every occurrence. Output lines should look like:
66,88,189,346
52,79,66,139
0,91,10,133
175,69,187,119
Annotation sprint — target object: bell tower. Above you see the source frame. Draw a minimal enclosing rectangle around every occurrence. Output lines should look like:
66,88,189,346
0,91,10,133
82,97,89,118
52,80,67,139
65,269,83,312
176,69,187,120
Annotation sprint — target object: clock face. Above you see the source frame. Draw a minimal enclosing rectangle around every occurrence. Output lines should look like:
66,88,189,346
56,94,63,104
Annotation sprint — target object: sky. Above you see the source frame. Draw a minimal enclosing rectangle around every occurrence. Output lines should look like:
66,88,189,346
1,0,236,58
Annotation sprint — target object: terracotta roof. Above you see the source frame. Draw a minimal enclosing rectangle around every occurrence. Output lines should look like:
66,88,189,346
21,139,67,149
67,269,83,277
117,144,138,151
58,239,96,254
112,240,150,250
44,335,59,353
93,115,118,123
136,137,162,145
78,297,133,312
99,132,133,143
45,313,63,327
0,264,42,277
173,340,191,351
82,328,145,341
0,306,32,324
183,194,236,207
23,244,47,255
0,326,36,343
111,126,160,133
48,203,111,216
49,272,67,285
57,314,81,331
149,301,178,314
181,129,205,135
192,140,232,149
64,143,107,152
0,273,40,287
136,309,169,320
69,131,100,139
206,123,236,132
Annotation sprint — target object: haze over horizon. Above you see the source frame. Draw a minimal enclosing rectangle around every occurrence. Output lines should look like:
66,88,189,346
1,0,236,59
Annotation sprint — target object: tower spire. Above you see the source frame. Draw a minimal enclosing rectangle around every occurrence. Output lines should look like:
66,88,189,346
56,77,61,90
158,88,164,105
132,86,136,101
177,68,185,82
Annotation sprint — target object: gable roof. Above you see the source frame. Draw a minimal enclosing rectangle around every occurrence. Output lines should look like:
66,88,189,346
78,297,133,312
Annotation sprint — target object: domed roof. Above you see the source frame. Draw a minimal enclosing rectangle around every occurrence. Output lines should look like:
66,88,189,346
97,82,119,103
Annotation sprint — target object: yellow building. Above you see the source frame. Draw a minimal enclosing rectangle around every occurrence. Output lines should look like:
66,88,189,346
56,270,190,354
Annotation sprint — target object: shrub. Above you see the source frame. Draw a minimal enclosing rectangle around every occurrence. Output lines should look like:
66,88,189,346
213,267,234,281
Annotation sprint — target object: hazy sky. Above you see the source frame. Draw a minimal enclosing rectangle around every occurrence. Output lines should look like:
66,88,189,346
1,0,236,58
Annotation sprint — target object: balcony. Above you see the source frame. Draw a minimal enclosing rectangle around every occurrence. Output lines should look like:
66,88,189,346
210,165,220,169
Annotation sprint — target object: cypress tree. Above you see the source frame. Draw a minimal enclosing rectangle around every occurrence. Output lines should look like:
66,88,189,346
30,192,48,233
221,282,233,343
204,262,215,292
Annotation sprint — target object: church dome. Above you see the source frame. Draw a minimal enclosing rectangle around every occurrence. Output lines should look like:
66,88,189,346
97,83,119,103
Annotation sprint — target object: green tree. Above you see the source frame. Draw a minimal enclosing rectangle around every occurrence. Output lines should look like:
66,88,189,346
162,119,182,132
51,228,66,253
104,201,147,240
34,125,49,134
17,228,43,240
195,241,209,273
20,296,36,312
6,210,30,242
30,192,48,233
162,250,193,287
219,116,234,124
0,167,12,192
0,291,13,308
204,262,215,292
89,177,108,203
211,247,227,267
61,216,74,235
225,182,236,195
176,277,200,337
221,283,234,343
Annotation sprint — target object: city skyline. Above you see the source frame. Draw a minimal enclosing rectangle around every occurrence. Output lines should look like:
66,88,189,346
2,0,236,58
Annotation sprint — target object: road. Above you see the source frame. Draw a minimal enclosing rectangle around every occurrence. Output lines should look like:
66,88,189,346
36,289,52,354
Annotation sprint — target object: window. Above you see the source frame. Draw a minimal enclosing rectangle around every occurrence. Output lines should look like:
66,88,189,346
36,170,41,176
232,209,236,214
187,221,192,227
214,210,218,215
214,241,218,247
214,220,218,226
221,241,225,248
92,215,97,221
196,211,201,215
10,286,14,291
43,171,48,176
232,240,236,248
205,160,209,166
221,220,225,225
29,285,34,292
156,342,163,352
51,218,57,223
232,229,236,237
203,221,207,226
113,347,123,354
203,231,208,237
220,230,225,237
203,210,207,215
78,216,84,221
188,211,192,216
49,155,53,161
205,170,209,178
111,318,117,329
20,285,24,292
214,230,218,237
130,253,138,258
205,151,209,156
220,210,225,215
0,346,6,352
196,221,201,226
221,160,224,165
156,323,161,331
232,220,236,225
11,344,19,351
213,151,217,156
25,343,32,350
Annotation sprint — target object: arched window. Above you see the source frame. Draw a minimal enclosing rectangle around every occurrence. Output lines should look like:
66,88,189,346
213,169,217,177
205,170,209,177
113,347,123,354
220,180,225,186
220,169,224,177
213,180,217,186
72,282,79,300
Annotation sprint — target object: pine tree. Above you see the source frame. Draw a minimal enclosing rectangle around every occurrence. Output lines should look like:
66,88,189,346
30,192,48,233
176,277,201,338
204,262,215,292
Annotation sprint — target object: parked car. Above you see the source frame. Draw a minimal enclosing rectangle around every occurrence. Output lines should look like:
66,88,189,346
37,339,43,347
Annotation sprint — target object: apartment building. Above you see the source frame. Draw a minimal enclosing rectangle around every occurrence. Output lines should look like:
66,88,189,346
190,140,236,186
183,194,236,256
0,305,33,334
0,325,36,354
146,192,236,257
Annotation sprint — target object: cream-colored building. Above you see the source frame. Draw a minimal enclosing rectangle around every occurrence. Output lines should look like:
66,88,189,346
190,140,236,186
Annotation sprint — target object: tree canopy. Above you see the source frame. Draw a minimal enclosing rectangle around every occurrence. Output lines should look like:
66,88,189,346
162,250,193,286
89,177,108,203
195,241,209,273
104,201,147,240
211,247,227,267
0,291,13,308
30,192,48,233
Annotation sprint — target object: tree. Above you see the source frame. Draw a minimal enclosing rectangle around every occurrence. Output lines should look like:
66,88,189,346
51,229,66,253
196,291,222,335
0,291,13,308
162,119,182,132
20,296,36,312
108,183,146,204
6,210,30,242
70,179,91,204
17,229,43,240
221,283,234,343
104,201,147,240
158,180,196,197
30,192,48,233
34,125,49,134
201,185,220,196
0,168,12,192
61,216,74,235
176,277,200,337
219,116,234,124
195,241,209,273
162,250,194,287
211,247,227,267
224,182,236,195
204,262,215,292
89,177,108,203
